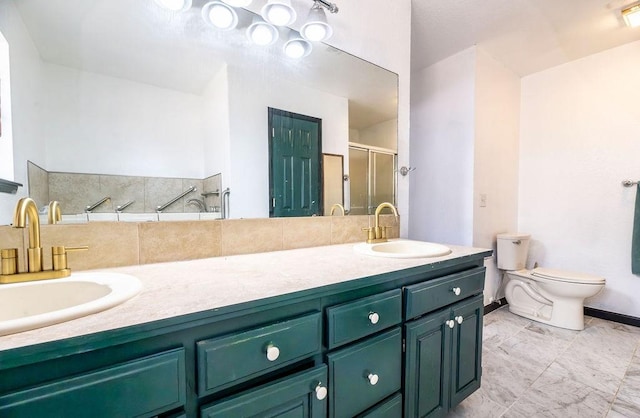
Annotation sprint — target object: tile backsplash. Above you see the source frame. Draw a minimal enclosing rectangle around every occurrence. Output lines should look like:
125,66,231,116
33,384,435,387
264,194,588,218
0,215,400,271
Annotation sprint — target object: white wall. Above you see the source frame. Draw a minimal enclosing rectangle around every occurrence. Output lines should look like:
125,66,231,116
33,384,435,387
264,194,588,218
41,63,207,179
227,66,349,219
0,0,43,224
474,48,521,303
409,48,476,246
519,40,640,317
357,119,398,151
202,65,230,179
0,30,14,181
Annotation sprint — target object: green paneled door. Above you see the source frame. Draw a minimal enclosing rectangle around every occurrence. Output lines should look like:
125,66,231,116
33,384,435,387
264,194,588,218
269,108,321,217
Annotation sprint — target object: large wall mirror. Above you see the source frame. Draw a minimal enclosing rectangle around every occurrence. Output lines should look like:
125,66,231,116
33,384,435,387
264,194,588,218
1,0,397,219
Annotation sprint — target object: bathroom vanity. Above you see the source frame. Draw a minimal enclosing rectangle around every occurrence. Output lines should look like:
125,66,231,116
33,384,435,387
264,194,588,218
0,243,491,417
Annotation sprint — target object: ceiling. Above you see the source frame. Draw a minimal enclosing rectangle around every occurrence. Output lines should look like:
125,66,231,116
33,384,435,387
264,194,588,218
411,0,640,76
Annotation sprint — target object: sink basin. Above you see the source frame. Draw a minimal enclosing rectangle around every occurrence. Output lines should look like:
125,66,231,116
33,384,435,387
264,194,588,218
0,272,142,336
354,239,452,259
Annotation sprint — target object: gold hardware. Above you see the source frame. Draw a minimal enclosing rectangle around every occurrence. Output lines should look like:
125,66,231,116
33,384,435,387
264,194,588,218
330,203,345,216
1,199,88,284
48,201,62,224
52,246,89,271
1,249,18,275
363,202,399,243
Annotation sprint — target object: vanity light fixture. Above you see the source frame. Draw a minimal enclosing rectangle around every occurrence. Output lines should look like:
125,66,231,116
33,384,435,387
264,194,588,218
284,32,312,59
247,18,279,46
300,1,333,42
261,0,297,27
622,3,640,27
202,1,239,31
153,0,192,12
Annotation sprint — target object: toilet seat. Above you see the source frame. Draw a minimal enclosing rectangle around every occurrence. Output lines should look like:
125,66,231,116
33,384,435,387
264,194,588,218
531,267,605,285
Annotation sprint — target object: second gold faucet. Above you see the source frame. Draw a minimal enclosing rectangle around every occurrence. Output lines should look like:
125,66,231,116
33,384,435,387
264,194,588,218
363,202,399,244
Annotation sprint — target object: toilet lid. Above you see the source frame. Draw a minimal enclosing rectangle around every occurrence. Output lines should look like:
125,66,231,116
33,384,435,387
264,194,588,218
532,267,605,284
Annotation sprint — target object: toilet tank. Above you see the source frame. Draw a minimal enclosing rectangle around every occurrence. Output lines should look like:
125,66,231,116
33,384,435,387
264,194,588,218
496,233,531,270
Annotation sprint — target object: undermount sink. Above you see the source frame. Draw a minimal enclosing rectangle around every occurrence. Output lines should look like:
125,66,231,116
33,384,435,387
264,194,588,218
354,239,452,259
0,272,142,336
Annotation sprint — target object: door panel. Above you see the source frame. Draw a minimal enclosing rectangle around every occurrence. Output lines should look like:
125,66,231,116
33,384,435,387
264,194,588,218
450,295,483,407
270,109,321,217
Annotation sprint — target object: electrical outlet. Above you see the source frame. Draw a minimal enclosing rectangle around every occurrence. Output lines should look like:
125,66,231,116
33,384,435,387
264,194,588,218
480,193,487,207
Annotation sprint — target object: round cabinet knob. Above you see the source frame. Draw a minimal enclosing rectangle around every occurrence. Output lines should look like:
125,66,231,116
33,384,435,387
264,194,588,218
446,320,455,329
266,344,280,362
315,383,328,401
368,312,380,325
455,315,464,324
367,373,379,386
452,287,461,296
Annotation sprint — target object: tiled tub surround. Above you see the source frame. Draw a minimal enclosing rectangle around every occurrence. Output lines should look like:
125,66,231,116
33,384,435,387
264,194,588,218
27,161,223,214
0,214,399,270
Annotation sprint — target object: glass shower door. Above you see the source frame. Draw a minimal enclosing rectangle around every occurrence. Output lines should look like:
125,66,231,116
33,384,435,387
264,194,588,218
348,146,396,215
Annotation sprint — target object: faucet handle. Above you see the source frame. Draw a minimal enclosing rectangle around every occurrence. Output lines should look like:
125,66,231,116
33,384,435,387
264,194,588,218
361,227,375,242
52,245,89,271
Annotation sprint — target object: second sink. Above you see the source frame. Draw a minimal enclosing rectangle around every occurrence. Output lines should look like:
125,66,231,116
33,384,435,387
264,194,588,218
354,239,452,259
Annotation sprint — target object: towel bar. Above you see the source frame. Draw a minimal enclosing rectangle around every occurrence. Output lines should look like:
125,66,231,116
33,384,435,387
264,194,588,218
622,180,639,187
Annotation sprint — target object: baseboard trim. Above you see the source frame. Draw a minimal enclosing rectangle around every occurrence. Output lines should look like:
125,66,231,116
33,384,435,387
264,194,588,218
483,297,507,315
584,307,640,328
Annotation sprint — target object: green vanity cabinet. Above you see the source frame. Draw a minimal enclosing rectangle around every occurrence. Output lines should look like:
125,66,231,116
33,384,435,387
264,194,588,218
201,365,328,417
0,348,186,418
0,249,490,418
404,294,484,418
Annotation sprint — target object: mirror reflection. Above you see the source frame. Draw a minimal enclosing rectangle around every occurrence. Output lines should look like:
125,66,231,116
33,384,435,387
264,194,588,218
3,0,398,219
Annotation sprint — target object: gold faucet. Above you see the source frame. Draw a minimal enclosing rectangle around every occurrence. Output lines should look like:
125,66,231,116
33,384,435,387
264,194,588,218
48,201,62,224
13,197,43,273
0,198,87,284
363,202,399,244
330,203,345,216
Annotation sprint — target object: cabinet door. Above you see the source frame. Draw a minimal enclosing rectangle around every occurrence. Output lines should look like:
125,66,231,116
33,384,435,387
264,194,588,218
404,309,451,418
450,294,483,407
200,365,328,418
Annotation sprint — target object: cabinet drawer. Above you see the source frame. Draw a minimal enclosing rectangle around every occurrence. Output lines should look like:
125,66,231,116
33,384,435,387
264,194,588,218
201,365,328,418
359,393,403,418
197,312,321,396
326,289,401,349
0,348,186,418
404,267,485,319
328,327,402,418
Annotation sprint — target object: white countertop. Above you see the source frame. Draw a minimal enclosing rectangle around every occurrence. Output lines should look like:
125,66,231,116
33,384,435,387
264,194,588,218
0,242,490,352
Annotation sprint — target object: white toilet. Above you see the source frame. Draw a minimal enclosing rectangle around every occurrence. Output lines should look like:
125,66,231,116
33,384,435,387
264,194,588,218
496,233,605,330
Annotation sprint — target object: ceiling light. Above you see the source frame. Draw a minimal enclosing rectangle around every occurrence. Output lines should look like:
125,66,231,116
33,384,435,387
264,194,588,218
202,1,239,31
153,0,192,12
300,2,333,42
247,19,279,46
221,0,252,6
622,3,640,27
261,0,297,27
284,33,312,59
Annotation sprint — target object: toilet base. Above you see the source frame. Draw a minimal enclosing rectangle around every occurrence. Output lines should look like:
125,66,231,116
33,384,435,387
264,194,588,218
504,276,588,331
507,302,584,331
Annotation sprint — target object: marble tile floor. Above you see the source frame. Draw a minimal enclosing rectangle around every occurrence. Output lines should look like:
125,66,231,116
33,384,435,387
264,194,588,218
448,306,640,418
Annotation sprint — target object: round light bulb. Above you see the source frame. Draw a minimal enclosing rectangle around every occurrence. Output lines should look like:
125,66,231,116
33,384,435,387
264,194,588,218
285,40,306,58
267,5,293,26
209,5,234,29
303,24,327,42
251,25,275,45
